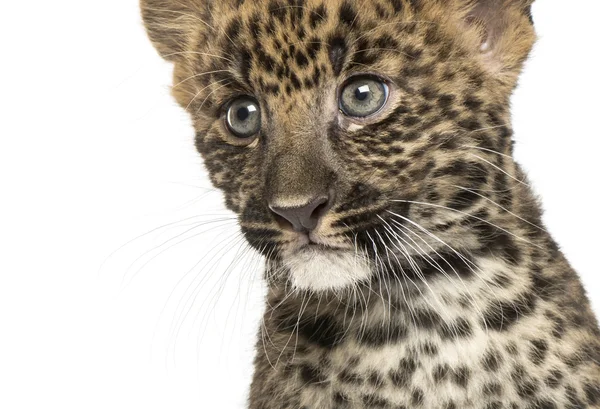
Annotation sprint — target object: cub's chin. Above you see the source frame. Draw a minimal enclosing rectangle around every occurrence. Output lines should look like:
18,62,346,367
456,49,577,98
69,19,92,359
281,246,372,292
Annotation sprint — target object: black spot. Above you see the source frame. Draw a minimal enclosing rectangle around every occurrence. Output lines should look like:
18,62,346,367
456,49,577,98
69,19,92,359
424,25,443,45
512,366,539,398
411,388,424,406
347,356,360,367
249,14,262,37
439,318,473,339
452,366,471,388
297,315,345,349
289,0,305,25
339,1,357,26
525,4,534,24
433,364,450,383
529,339,548,365
418,251,474,280
328,35,347,76
566,386,586,409
389,0,403,13
544,369,563,388
225,19,241,41
311,65,322,85
334,391,351,404
482,292,537,331
339,369,364,385
240,48,252,83
448,189,480,211
437,94,455,108
309,4,327,28
306,39,322,59
493,232,522,266
389,357,417,388
464,95,484,110
256,49,276,71
290,72,302,90
408,0,422,10
351,38,379,66
402,115,420,127
413,309,442,329
531,268,547,293
300,364,328,386
264,82,280,95
368,371,385,388
295,50,309,67
585,383,600,405
482,349,503,372
403,45,423,60
483,382,503,397
530,399,557,409
362,394,391,407
359,322,408,347
268,0,287,23
505,342,518,355
375,34,399,50
458,118,482,131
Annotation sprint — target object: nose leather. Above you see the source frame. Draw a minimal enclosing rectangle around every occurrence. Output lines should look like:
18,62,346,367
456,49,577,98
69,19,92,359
270,196,329,232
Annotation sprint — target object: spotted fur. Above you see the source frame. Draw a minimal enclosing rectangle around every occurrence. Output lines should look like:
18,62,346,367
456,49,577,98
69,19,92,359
141,0,600,407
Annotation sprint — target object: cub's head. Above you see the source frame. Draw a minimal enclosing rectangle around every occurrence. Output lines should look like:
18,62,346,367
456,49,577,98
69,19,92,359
141,0,536,292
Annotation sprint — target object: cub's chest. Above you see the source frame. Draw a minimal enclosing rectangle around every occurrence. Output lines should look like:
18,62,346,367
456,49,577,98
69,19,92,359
287,332,501,409
264,322,567,409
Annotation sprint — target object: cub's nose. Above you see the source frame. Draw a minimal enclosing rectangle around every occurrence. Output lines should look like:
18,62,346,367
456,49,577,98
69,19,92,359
269,196,330,233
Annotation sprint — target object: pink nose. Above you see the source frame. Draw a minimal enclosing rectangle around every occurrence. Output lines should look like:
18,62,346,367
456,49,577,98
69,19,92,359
269,196,330,233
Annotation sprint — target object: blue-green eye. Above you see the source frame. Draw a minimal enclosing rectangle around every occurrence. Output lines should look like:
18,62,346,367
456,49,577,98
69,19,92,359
226,97,261,138
339,77,389,117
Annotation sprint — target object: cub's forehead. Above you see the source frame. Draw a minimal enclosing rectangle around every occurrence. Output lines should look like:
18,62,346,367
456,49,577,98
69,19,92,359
195,0,443,99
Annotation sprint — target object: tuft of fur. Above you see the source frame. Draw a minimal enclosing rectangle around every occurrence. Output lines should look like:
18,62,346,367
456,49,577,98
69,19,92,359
141,1,600,408
282,247,371,291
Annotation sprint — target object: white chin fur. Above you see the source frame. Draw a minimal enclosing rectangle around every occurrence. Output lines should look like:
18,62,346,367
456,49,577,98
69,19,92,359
282,247,371,292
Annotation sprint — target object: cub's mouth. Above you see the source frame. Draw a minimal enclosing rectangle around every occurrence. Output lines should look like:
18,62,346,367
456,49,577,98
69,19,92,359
280,242,372,292
270,218,373,292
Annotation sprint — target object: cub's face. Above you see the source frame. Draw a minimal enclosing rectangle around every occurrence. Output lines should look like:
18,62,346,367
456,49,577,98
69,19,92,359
142,0,535,292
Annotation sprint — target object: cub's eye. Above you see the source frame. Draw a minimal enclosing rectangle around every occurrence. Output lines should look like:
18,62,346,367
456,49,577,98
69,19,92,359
226,97,261,139
339,76,389,118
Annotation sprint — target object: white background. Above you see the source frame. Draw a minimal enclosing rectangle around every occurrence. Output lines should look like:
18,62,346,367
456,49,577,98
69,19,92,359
0,1,599,408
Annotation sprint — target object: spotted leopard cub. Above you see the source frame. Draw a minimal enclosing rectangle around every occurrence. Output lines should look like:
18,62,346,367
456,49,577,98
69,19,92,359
142,0,599,407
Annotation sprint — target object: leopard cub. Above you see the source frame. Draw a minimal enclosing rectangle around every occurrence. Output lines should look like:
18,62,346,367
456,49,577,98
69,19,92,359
141,0,600,408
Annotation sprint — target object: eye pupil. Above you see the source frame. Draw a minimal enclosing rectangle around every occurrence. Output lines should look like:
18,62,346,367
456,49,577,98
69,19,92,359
237,107,250,121
355,85,370,101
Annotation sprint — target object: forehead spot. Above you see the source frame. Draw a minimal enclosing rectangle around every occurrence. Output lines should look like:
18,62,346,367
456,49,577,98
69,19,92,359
339,2,358,27
309,4,328,29
328,35,348,76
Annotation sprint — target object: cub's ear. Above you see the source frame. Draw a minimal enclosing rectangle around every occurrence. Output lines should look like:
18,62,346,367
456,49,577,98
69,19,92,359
464,0,536,84
140,0,205,61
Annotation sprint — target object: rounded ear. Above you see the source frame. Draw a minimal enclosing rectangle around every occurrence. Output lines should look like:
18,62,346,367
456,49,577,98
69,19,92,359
465,0,536,84
140,0,204,61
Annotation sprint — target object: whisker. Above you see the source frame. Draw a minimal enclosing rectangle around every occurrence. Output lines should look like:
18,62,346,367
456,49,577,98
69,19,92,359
389,200,544,249
121,218,236,287
185,78,229,111
461,144,513,159
452,185,547,233
467,153,530,187
172,69,235,89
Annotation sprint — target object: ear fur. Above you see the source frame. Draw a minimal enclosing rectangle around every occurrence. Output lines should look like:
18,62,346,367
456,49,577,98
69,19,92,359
465,0,536,85
140,0,206,61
